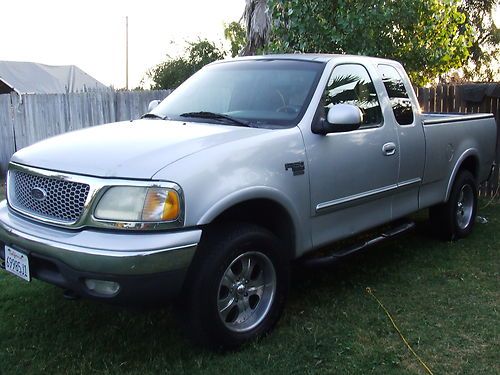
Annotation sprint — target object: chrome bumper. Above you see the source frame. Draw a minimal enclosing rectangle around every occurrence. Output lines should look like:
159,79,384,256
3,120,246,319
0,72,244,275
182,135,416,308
0,200,201,276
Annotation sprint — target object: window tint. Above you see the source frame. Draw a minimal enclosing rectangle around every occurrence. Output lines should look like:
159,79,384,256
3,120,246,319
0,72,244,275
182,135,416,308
378,64,414,125
324,64,383,127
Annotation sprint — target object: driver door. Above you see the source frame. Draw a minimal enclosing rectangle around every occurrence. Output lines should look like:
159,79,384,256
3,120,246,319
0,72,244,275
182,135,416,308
303,63,400,248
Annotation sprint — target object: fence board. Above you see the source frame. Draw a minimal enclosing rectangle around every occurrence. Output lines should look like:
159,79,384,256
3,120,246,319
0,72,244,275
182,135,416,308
0,90,170,174
0,95,16,174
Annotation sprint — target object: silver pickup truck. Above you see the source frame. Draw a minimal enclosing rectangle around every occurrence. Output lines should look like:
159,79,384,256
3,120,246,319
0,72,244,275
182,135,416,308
0,54,496,348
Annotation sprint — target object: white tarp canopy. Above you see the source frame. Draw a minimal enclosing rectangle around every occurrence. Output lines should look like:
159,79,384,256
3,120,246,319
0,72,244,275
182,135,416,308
0,61,110,94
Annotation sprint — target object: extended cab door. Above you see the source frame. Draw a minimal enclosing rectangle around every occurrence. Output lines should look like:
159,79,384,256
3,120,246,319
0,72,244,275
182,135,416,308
377,64,425,218
303,62,400,248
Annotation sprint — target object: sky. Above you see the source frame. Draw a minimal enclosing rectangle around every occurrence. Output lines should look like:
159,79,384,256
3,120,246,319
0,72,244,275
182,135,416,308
1,0,245,89
1,1,499,89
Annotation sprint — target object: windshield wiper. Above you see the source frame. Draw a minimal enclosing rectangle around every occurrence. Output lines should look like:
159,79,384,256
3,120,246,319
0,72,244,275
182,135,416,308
141,113,169,120
179,111,252,127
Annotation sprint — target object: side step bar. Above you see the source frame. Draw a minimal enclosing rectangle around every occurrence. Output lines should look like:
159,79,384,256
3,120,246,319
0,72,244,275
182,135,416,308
302,220,415,268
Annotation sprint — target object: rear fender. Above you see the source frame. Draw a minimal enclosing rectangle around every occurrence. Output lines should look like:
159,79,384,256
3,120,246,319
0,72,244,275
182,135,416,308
445,148,479,202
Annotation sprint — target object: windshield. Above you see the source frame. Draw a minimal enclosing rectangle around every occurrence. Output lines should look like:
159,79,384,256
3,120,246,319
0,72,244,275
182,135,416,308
150,59,325,128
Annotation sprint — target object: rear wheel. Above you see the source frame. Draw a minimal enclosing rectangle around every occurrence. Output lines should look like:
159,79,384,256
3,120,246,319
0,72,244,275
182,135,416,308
430,170,478,241
180,223,289,349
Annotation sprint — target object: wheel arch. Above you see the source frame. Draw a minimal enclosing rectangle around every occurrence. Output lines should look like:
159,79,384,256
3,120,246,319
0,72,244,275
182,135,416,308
445,149,479,202
197,188,301,259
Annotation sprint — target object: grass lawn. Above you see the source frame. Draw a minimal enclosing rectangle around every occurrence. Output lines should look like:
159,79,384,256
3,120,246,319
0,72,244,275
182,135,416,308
0,189,498,374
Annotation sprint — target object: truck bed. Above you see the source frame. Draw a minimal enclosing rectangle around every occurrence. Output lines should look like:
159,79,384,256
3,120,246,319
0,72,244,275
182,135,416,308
419,111,497,209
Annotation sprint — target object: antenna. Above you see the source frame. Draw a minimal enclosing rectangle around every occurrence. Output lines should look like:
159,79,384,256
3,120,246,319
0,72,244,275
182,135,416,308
125,16,129,90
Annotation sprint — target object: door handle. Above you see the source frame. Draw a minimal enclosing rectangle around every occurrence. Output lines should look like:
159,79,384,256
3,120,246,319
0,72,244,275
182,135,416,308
382,142,396,156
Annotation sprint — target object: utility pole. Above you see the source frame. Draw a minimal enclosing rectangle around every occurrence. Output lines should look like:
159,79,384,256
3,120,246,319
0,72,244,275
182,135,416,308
125,16,129,90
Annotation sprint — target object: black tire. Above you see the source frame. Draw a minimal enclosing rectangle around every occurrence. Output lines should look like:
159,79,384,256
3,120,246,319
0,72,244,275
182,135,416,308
179,223,289,349
429,170,478,241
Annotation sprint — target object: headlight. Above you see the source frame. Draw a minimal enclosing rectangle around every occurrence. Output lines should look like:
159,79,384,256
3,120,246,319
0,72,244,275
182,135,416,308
94,186,180,222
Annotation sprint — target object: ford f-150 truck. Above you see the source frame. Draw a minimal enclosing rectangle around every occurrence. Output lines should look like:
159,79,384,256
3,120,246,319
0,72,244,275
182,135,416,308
0,54,497,348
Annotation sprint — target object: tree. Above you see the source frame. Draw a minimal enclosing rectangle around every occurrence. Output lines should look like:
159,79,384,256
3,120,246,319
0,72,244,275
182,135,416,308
267,0,474,85
459,0,499,81
148,40,226,89
224,21,247,57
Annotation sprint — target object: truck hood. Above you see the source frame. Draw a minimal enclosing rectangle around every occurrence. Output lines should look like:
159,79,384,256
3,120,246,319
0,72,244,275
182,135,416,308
11,119,268,179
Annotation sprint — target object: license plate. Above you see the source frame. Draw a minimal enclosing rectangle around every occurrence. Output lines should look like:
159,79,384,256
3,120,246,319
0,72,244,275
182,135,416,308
4,246,31,282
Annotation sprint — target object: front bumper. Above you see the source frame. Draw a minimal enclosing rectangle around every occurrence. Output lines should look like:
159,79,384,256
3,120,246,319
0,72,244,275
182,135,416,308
0,200,201,303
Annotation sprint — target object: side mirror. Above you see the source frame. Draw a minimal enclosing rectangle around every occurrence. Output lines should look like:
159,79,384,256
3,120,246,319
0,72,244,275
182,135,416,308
312,104,363,135
148,100,161,112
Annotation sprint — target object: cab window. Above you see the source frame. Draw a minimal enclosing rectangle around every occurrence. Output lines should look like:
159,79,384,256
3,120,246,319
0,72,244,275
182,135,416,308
324,64,383,128
378,64,414,125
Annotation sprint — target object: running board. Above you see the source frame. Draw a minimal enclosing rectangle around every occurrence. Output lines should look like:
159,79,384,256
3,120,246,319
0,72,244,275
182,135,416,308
302,221,415,268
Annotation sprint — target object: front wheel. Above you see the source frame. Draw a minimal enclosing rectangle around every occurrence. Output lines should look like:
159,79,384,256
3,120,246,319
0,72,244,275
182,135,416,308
430,170,478,241
179,223,289,349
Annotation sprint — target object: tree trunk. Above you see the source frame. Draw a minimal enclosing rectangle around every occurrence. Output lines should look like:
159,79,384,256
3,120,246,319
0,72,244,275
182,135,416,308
240,0,271,56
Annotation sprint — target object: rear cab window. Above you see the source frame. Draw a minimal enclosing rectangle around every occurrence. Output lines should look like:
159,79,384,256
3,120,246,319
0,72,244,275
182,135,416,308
377,64,414,125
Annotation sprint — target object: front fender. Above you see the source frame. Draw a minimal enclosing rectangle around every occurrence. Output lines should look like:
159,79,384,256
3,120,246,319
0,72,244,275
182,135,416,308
197,186,304,257
198,186,301,226
152,126,312,257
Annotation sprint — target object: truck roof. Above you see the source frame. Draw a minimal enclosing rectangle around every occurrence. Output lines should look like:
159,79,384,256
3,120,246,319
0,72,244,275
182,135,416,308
233,54,338,62
212,53,400,66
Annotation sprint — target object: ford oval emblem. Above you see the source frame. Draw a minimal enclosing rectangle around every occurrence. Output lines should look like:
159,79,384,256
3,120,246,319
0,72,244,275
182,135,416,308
31,187,47,201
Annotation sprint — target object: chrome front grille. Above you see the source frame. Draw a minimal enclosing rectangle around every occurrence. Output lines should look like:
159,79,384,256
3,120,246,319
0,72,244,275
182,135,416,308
9,170,90,223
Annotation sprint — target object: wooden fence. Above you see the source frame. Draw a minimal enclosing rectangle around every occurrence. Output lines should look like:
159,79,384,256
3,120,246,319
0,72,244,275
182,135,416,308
415,84,499,198
0,90,170,173
0,84,498,197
